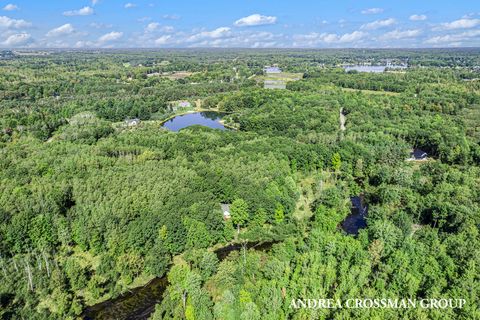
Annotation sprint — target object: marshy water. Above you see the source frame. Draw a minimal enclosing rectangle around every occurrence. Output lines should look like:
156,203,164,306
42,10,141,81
82,240,278,320
341,196,368,235
162,112,226,131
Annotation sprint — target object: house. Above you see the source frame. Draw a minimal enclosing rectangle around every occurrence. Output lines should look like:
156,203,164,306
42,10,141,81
264,66,282,74
169,100,192,112
408,148,428,161
178,101,191,108
125,118,140,127
220,204,231,220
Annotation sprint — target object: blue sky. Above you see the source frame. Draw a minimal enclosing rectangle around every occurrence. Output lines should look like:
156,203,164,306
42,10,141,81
0,0,479,48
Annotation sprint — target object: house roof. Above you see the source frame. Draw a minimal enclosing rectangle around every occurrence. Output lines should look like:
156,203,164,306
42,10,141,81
411,149,428,159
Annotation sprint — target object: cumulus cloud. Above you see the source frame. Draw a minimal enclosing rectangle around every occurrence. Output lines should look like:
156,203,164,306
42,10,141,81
46,24,75,37
63,6,94,16
124,3,136,9
144,23,174,33
234,14,277,27
425,30,480,45
361,8,384,15
145,22,159,32
410,14,427,21
2,33,32,46
98,31,123,43
436,18,480,30
3,4,18,11
380,29,421,40
0,16,31,28
155,35,172,45
189,30,281,48
91,0,100,5
361,18,396,30
187,27,231,42
293,30,367,46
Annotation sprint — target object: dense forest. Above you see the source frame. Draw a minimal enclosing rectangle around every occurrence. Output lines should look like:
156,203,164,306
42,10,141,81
0,49,479,319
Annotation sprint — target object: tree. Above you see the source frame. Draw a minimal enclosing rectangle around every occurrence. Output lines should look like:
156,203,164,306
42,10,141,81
231,199,249,234
274,203,285,224
331,152,342,175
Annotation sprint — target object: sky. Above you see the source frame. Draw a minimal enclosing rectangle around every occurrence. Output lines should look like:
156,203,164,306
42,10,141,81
0,0,479,48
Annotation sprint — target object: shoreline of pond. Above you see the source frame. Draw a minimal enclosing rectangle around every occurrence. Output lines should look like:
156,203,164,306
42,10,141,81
82,239,279,320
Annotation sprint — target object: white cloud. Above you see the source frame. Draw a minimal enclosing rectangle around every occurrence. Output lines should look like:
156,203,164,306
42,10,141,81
410,14,427,21
436,18,480,30
234,14,277,27
155,35,172,45
144,23,174,33
63,6,94,16
2,33,31,46
46,24,75,37
293,30,367,46
3,4,18,11
361,8,384,15
361,18,396,30
124,3,136,9
145,22,159,32
162,14,180,20
92,0,100,5
90,22,112,29
425,30,480,44
188,27,231,42
380,29,421,40
98,31,123,43
0,16,31,28
188,30,282,48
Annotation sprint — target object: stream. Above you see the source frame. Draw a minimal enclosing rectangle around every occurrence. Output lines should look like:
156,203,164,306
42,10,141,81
82,240,279,320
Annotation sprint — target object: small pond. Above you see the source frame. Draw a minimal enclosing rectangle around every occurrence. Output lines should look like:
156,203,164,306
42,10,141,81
82,240,279,320
162,112,226,131
341,196,368,235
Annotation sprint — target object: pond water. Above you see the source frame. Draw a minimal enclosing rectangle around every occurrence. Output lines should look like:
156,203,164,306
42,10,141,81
162,112,226,131
344,65,407,73
82,240,279,320
341,196,368,235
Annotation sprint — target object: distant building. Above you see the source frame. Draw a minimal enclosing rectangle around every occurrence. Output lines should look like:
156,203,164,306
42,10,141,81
264,66,282,74
170,100,192,112
125,118,140,127
407,148,428,161
178,101,191,108
221,204,231,220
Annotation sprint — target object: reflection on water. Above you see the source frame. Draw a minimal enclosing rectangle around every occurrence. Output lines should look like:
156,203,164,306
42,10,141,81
82,240,279,320
162,112,226,131
341,196,368,235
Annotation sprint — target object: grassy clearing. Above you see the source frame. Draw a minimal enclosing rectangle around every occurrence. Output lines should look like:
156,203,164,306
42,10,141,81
293,171,334,221
340,87,400,96
255,72,304,82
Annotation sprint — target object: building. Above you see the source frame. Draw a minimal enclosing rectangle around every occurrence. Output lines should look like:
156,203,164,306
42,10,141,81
169,100,192,112
125,118,140,127
220,204,231,220
408,148,428,161
264,66,282,74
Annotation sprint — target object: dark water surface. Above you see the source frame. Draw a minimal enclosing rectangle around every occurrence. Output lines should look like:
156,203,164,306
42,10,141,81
82,240,278,320
162,112,226,131
341,196,368,235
